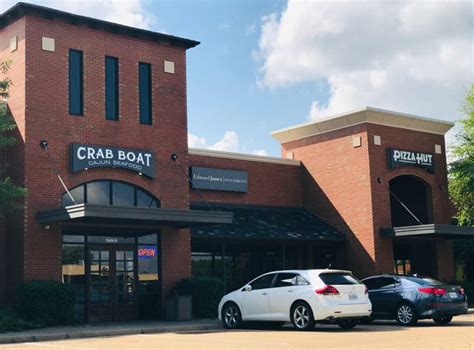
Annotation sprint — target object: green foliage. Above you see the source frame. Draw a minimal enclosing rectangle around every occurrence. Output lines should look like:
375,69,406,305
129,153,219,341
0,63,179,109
15,280,76,326
175,277,225,319
0,306,40,333
0,60,25,215
449,83,474,226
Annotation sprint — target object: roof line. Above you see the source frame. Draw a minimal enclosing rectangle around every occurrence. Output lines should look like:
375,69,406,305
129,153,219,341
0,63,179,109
0,2,199,49
189,148,301,166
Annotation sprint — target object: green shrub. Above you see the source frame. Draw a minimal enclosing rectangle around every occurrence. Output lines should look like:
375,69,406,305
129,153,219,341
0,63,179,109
0,306,39,333
15,280,76,326
175,277,225,319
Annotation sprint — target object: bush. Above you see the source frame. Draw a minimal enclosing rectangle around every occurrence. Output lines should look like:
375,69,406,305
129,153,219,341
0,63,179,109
175,277,225,319
15,280,76,326
0,306,39,333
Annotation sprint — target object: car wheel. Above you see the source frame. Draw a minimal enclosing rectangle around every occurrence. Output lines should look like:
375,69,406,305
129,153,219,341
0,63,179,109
395,303,417,326
337,319,358,329
433,316,453,325
291,301,315,331
222,302,242,329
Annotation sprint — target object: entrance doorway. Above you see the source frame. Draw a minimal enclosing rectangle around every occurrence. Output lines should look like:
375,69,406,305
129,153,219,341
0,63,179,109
87,245,138,321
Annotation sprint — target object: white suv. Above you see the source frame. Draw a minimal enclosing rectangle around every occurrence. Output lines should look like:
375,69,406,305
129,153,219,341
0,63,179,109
218,269,372,330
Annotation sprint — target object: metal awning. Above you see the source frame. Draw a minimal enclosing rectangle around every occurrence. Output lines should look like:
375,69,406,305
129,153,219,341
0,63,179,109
37,204,233,228
380,224,474,239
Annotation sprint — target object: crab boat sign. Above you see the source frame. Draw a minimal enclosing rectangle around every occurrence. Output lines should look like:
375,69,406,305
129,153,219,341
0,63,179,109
70,143,156,178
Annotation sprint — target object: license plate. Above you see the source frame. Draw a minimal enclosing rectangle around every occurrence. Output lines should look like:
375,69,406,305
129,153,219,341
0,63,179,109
448,292,458,298
348,293,358,301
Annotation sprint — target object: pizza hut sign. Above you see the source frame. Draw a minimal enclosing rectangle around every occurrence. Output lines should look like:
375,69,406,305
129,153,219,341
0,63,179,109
387,148,434,173
70,143,155,178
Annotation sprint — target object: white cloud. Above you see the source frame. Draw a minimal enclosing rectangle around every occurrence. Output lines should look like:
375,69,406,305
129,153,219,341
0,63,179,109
188,131,269,156
0,0,154,29
255,0,473,124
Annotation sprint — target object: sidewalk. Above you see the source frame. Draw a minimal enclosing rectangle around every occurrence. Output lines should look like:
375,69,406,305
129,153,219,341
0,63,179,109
0,319,222,344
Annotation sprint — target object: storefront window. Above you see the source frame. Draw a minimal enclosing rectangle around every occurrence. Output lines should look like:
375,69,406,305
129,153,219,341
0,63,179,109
62,244,86,304
394,259,411,275
138,245,159,281
61,181,160,208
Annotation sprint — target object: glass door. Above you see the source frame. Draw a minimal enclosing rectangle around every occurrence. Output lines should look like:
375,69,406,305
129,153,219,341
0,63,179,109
87,245,138,321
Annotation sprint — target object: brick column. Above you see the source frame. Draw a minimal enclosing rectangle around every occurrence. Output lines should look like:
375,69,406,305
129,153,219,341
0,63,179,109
160,228,192,299
435,239,455,282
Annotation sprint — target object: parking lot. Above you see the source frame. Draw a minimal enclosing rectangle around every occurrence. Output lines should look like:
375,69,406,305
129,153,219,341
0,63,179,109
1,314,473,350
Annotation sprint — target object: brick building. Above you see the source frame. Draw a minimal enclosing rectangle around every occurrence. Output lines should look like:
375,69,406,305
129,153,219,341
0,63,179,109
0,3,472,322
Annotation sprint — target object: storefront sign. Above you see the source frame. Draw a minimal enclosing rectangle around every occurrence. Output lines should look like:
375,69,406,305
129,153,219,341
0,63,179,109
70,143,155,178
138,246,158,259
190,166,248,192
387,148,434,173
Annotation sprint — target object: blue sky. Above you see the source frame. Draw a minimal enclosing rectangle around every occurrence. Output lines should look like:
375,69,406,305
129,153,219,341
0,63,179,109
1,0,472,156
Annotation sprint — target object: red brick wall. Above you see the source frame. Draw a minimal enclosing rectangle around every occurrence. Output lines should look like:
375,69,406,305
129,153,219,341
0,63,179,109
2,14,192,298
366,124,454,280
0,17,27,302
188,153,302,207
282,124,376,277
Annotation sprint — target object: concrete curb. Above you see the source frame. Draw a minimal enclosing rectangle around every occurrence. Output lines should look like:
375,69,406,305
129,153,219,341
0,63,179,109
0,322,222,344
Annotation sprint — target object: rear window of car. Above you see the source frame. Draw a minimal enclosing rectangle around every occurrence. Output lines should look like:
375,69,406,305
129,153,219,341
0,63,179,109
405,277,443,286
319,273,360,285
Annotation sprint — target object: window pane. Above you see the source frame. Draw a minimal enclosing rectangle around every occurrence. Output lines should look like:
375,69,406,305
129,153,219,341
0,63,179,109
62,244,85,304
105,56,119,120
86,181,110,205
275,273,298,287
250,273,275,290
62,185,85,207
319,273,360,285
69,49,83,116
138,245,159,281
191,252,213,278
137,189,158,207
139,62,152,125
112,182,134,207
138,234,158,244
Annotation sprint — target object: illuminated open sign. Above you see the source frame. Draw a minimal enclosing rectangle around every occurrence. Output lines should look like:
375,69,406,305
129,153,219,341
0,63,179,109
138,246,158,259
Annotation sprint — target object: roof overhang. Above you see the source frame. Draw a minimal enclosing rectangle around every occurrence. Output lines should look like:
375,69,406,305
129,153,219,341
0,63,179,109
271,107,455,144
37,204,233,228
380,224,474,239
0,2,199,49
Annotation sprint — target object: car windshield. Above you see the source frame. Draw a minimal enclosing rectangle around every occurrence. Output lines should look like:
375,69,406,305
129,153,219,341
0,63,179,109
319,272,360,285
405,277,443,286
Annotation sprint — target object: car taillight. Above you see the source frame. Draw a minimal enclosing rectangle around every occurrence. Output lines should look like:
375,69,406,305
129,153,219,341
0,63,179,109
365,286,368,294
418,287,446,296
459,288,465,295
316,285,340,295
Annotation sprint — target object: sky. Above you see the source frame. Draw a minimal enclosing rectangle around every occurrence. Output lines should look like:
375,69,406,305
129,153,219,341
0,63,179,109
0,0,472,157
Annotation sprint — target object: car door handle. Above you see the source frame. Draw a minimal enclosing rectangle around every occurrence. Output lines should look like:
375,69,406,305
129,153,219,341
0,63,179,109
262,292,267,296
288,289,293,293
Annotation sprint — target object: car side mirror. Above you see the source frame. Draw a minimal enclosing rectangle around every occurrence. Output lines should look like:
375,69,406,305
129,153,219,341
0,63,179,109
244,285,252,292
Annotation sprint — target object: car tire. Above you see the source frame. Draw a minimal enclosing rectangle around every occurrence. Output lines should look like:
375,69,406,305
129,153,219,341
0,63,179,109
222,302,243,329
290,301,315,331
395,303,418,326
433,316,453,325
337,319,358,329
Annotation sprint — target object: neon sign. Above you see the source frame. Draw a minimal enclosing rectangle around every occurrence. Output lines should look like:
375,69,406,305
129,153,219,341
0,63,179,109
138,246,158,259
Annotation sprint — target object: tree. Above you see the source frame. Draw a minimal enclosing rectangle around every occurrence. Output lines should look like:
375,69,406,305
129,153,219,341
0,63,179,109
0,60,26,215
449,83,474,280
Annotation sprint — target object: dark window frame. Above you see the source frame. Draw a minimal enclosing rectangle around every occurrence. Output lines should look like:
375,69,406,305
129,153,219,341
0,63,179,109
61,180,160,208
105,56,119,121
138,62,152,125
69,49,84,116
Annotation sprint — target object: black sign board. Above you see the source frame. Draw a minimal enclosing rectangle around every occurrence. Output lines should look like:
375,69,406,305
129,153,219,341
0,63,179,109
70,143,155,178
190,166,248,192
387,148,434,173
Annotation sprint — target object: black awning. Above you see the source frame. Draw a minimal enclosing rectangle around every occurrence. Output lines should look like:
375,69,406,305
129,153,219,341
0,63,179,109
380,224,474,239
190,203,345,241
37,204,233,228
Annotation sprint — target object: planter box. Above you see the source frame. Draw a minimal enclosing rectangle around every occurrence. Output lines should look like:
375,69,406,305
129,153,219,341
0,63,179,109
165,295,192,321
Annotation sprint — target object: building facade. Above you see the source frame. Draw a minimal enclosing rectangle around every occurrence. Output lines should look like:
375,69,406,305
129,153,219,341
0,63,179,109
0,3,472,322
